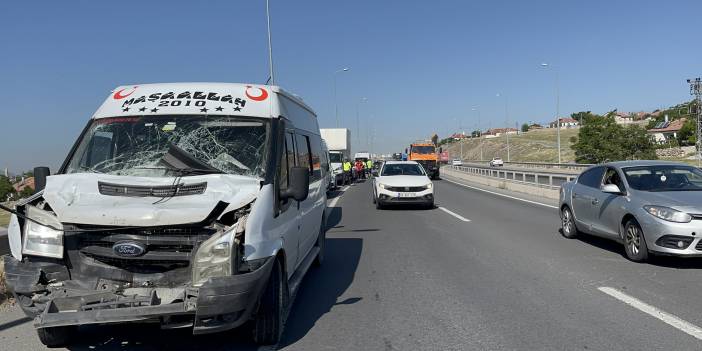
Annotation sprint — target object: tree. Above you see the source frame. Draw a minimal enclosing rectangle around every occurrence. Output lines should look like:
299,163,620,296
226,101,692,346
571,115,657,163
431,134,439,146
0,176,16,202
677,119,696,146
570,111,598,124
521,123,530,133
19,186,34,198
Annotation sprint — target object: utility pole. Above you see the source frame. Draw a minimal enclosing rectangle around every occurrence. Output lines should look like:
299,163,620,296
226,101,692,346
497,93,510,162
689,78,702,167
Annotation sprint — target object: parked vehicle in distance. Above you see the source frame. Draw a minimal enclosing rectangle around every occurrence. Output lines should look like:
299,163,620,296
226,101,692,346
372,161,434,209
3,83,327,347
489,157,504,167
392,153,403,161
451,159,463,166
320,128,351,187
560,161,702,262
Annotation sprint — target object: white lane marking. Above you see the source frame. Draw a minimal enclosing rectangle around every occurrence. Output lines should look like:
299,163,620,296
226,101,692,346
327,185,350,208
439,207,471,222
598,286,702,341
442,177,558,209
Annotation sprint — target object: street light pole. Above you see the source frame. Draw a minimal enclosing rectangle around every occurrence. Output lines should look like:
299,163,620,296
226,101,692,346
356,97,367,150
497,93,510,162
333,68,349,128
265,0,275,85
472,107,482,161
541,63,561,164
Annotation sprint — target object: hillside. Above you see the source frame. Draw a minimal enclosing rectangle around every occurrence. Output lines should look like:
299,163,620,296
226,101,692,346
443,128,579,163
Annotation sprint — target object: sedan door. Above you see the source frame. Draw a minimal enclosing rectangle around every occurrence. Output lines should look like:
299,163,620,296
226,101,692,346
590,167,627,238
571,166,606,232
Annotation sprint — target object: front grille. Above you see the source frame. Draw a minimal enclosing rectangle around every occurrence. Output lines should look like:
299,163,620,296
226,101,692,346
386,186,427,192
65,225,216,273
98,181,207,197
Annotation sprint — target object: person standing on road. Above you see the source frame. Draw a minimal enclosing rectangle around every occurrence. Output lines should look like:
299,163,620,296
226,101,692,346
366,159,373,178
355,160,365,180
343,159,352,184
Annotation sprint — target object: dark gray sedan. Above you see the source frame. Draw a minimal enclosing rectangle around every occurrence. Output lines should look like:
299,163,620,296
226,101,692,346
560,160,702,262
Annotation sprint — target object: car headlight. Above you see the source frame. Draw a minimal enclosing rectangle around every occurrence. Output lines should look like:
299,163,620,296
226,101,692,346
644,205,692,223
192,228,235,286
426,183,433,189
22,205,64,258
378,183,386,189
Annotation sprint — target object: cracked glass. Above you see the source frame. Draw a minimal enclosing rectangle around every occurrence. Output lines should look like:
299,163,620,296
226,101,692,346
65,116,269,178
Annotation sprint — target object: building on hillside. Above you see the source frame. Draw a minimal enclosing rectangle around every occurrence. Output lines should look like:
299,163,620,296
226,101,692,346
647,118,686,144
614,112,634,125
13,176,35,192
450,133,468,140
548,118,579,129
528,123,543,131
484,128,518,137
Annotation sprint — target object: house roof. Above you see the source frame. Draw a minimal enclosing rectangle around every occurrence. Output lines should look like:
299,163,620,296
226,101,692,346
552,117,578,123
648,118,686,133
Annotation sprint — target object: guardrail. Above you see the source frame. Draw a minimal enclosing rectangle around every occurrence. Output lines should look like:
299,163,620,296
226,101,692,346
459,160,592,171
447,164,578,189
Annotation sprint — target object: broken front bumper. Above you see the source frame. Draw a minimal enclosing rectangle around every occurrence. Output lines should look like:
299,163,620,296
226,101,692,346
3,255,274,334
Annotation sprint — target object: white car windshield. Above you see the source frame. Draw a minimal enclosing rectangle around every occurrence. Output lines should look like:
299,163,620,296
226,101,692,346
381,164,425,176
65,115,269,178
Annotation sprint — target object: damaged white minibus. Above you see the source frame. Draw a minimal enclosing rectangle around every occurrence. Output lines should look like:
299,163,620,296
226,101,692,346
3,83,328,346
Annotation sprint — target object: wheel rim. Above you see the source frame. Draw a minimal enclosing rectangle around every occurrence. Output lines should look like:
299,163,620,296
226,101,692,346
562,209,573,235
626,225,641,255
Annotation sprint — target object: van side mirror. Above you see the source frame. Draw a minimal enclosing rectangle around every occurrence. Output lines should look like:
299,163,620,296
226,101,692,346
601,184,623,194
281,167,310,202
34,167,50,193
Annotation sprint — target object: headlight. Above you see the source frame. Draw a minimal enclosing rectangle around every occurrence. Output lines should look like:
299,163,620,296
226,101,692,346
22,205,64,258
378,183,387,189
192,228,235,286
644,205,692,223
426,183,433,189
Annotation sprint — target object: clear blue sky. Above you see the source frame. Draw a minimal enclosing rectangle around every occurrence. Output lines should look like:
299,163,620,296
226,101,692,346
1,0,700,172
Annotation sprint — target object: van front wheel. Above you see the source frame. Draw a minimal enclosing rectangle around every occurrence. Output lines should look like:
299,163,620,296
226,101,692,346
253,258,286,345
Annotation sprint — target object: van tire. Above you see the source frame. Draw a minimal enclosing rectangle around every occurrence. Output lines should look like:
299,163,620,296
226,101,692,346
313,221,326,267
37,326,76,347
253,258,286,345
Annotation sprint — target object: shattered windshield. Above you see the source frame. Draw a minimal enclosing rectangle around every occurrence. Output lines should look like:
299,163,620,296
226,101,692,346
65,115,269,178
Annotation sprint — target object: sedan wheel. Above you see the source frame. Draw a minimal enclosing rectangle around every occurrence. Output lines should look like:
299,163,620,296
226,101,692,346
560,207,578,239
624,220,649,262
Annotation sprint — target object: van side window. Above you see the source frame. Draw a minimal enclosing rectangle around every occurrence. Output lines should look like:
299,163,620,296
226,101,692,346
279,132,296,192
309,138,323,181
295,134,316,181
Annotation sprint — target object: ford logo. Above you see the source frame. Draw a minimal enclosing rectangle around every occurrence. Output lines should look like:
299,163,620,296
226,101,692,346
112,241,147,257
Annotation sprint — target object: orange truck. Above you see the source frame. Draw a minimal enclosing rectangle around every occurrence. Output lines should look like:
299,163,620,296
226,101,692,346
408,141,440,179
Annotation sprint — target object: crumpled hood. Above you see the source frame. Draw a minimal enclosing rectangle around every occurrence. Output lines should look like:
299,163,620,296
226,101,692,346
42,173,260,226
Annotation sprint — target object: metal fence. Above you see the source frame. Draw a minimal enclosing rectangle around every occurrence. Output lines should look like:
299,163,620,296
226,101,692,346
459,160,593,171
447,165,578,189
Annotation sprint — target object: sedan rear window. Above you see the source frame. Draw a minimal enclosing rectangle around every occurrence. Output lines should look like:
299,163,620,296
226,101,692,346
623,165,702,192
381,164,425,176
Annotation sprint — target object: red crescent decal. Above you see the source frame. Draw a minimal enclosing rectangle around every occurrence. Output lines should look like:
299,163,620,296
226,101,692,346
245,86,268,101
113,86,138,99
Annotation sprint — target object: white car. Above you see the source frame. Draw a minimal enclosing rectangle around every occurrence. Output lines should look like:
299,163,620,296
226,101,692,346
372,161,434,209
490,157,504,167
451,159,463,166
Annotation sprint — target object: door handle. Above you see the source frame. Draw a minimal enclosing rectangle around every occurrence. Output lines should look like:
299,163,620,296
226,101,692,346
573,192,578,198
592,199,599,205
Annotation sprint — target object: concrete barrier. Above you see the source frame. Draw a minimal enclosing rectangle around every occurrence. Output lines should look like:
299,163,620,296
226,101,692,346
442,167,561,200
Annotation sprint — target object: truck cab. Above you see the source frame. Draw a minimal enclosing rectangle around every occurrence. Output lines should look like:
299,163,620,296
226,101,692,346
3,83,327,347
408,142,440,180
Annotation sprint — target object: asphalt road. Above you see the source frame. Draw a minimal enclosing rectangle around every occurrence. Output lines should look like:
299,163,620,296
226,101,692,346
3,177,702,350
